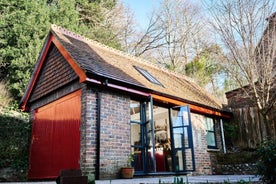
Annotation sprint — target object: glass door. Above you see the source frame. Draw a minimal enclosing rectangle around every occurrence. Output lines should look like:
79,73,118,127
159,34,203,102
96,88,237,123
130,99,155,173
144,100,156,172
170,106,195,172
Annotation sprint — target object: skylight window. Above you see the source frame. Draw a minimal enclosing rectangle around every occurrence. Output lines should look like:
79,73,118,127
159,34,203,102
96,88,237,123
134,66,163,86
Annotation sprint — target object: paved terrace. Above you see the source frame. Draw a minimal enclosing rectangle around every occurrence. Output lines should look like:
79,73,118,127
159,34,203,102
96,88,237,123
1,175,260,184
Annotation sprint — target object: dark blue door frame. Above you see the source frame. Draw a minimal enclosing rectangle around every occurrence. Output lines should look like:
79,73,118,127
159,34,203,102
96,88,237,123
132,100,195,174
170,105,195,172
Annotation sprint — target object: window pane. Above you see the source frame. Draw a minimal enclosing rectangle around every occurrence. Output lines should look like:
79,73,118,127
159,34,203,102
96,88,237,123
147,132,153,147
206,117,214,131
134,66,163,86
171,110,182,127
131,123,141,146
132,147,143,171
175,150,184,171
206,131,216,147
173,128,183,148
130,100,140,122
205,117,216,148
180,107,189,126
146,102,151,122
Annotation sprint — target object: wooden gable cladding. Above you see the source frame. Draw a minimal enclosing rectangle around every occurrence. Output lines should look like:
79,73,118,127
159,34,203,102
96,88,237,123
29,44,78,102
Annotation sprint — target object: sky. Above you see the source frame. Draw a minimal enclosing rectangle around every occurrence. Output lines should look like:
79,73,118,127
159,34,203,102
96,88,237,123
119,0,208,29
119,0,161,29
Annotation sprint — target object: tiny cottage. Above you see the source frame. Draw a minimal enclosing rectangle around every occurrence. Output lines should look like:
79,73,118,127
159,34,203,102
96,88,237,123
20,25,231,180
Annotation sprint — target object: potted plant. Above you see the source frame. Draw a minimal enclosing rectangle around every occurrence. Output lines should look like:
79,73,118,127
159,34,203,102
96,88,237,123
120,153,134,179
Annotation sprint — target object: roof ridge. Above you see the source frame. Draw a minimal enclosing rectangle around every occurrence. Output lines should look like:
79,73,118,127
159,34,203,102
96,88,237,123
51,24,164,69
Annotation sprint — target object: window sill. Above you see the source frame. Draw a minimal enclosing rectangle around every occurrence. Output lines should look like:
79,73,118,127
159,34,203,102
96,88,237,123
207,148,220,152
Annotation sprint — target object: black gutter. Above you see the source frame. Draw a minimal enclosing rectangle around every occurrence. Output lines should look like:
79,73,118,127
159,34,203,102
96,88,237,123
95,91,101,180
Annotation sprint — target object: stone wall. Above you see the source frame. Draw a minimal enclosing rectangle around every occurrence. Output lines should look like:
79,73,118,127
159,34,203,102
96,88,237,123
214,163,257,175
210,151,258,175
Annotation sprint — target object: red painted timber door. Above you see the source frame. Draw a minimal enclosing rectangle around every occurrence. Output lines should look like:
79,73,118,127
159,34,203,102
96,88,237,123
28,90,81,179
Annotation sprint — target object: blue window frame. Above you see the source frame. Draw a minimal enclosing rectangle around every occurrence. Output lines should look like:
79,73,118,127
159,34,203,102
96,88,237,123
130,99,195,174
205,117,217,149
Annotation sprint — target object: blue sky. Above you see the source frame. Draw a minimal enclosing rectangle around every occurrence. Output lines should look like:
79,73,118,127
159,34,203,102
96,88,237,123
119,0,208,29
119,0,161,28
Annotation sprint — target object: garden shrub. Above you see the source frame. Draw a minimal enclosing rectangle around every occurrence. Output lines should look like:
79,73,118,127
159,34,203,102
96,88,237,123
256,140,276,184
223,121,238,149
0,107,30,180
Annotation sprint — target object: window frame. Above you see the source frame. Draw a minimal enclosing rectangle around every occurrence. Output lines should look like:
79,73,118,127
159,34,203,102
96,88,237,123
205,117,217,149
134,66,163,86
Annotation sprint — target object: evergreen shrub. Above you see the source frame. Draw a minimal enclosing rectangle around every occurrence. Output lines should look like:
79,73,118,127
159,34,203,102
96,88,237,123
256,140,276,184
0,107,30,180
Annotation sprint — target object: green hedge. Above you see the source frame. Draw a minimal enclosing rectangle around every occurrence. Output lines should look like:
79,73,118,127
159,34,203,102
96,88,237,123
0,108,30,172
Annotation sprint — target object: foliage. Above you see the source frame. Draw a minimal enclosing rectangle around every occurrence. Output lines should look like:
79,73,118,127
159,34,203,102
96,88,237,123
223,121,238,148
174,177,184,184
185,44,226,99
75,0,121,48
0,81,12,110
126,153,134,167
256,140,276,184
87,173,95,184
0,106,30,180
0,0,119,101
158,176,184,184
185,45,223,87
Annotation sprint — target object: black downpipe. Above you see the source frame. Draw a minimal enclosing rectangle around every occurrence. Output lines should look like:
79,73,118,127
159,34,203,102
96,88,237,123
96,91,101,180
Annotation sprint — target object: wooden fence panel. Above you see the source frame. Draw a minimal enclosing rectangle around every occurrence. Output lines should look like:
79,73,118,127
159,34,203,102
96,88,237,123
229,106,276,149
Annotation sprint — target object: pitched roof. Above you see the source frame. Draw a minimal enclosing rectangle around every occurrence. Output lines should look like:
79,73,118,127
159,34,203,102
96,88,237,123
21,25,224,113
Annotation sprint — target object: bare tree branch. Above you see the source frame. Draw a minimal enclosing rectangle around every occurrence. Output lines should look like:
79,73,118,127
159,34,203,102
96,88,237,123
207,0,276,139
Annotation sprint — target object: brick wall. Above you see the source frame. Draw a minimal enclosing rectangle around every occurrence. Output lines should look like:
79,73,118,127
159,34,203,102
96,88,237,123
225,88,254,108
191,113,223,175
80,84,97,177
80,85,131,179
99,89,131,179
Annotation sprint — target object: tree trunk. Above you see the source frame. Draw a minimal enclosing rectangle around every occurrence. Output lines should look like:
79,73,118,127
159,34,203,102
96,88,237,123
261,112,276,141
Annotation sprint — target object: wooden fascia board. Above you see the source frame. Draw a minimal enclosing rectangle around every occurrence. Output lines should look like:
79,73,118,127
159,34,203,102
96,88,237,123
151,93,231,118
20,34,54,111
52,37,86,82
20,34,86,111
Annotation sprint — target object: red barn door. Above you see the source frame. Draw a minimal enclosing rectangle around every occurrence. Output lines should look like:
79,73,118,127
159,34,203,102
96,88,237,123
28,90,81,179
